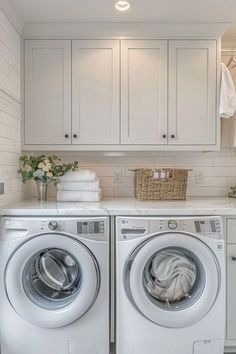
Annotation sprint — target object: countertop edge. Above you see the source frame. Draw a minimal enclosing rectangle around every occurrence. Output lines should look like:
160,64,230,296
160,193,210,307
1,197,236,217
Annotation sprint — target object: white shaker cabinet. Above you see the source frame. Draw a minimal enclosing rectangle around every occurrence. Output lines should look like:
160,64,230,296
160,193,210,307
226,219,236,347
25,40,72,145
121,39,217,147
168,40,217,146
121,40,168,145
23,38,219,150
72,40,120,144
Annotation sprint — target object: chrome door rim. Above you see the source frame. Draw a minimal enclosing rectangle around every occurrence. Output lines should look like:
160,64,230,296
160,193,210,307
5,233,100,328
124,232,220,328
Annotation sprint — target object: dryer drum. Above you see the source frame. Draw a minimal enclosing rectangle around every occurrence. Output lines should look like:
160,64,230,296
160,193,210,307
142,246,205,310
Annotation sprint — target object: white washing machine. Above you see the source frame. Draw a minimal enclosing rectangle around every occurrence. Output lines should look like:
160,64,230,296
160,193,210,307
116,216,225,354
0,216,109,354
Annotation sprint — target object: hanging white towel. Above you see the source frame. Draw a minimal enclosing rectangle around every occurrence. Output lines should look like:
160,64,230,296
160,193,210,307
220,63,236,119
57,180,100,192
57,190,101,202
60,170,97,182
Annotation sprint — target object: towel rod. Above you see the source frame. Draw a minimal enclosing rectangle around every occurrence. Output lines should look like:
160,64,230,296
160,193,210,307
222,49,236,52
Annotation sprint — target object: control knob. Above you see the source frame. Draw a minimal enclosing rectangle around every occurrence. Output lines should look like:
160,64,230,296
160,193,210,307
48,221,58,230
168,220,178,230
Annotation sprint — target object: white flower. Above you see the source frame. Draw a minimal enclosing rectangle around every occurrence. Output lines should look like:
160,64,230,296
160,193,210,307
38,161,51,172
38,162,44,169
46,172,53,178
44,159,50,164
42,164,50,172
25,165,32,172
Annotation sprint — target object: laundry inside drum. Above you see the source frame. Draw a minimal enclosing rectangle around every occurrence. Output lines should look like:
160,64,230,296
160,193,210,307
143,247,205,310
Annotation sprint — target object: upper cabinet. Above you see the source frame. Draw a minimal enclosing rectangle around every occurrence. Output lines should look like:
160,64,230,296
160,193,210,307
121,40,168,145
168,40,217,146
23,38,219,151
25,40,71,145
72,40,120,144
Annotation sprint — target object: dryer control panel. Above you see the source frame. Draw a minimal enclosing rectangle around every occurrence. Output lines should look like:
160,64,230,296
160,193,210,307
117,216,223,240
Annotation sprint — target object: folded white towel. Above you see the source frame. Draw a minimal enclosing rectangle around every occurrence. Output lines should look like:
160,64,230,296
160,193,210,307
57,190,101,202
220,63,236,119
60,170,97,182
57,180,100,192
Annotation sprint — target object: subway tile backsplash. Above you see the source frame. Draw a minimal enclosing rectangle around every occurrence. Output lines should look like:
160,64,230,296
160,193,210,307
27,149,236,198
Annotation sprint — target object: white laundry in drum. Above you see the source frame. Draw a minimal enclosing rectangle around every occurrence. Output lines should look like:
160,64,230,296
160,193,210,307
146,249,197,303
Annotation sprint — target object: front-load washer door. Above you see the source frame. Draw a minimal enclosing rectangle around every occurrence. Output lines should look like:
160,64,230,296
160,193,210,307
5,233,100,328
125,232,220,328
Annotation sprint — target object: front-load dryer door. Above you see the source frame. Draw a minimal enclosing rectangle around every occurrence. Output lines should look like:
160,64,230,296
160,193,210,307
5,233,100,328
125,232,220,328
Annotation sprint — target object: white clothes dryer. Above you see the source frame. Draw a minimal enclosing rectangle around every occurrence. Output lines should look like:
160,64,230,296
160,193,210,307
0,216,109,354
116,216,225,354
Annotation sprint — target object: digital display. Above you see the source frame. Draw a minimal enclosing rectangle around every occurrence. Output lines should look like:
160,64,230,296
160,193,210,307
194,220,217,233
77,221,104,234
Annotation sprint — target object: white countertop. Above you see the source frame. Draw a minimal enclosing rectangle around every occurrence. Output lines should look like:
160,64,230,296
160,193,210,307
2,197,236,216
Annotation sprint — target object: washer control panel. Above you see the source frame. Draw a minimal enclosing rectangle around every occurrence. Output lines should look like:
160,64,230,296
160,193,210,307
39,217,108,241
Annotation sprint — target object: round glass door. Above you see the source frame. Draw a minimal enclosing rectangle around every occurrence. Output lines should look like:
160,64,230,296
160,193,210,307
5,234,100,328
125,232,220,328
23,248,82,310
142,247,205,311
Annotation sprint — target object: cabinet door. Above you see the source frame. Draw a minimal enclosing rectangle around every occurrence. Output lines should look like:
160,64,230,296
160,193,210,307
72,40,120,145
227,244,236,340
121,40,168,145
25,40,71,145
168,40,217,145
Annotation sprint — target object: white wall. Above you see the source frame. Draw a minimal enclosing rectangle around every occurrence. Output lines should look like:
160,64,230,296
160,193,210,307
0,7,28,207
27,149,236,198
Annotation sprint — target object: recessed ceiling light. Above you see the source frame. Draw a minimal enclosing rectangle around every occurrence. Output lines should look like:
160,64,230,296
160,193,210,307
115,1,131,12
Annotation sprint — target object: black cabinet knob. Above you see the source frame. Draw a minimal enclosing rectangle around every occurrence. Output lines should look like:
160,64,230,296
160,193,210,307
171,134,175,139
73,134,77,138
162,134,166,138
232,256,236,261
65,134,69,138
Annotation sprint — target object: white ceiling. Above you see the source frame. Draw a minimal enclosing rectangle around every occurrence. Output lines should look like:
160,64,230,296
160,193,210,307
10,0,236,23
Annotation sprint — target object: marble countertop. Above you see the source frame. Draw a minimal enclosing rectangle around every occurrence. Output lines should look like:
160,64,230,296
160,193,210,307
2,197,236,216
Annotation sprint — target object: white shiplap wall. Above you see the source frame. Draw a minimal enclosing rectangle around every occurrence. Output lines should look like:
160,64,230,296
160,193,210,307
0,8,28,207
29,149,236,198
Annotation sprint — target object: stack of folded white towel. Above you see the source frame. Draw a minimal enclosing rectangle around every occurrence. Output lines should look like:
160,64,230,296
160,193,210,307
57,170,101,202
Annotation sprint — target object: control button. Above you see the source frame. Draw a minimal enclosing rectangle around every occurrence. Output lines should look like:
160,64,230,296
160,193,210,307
168,220,178,230
48,221,58,230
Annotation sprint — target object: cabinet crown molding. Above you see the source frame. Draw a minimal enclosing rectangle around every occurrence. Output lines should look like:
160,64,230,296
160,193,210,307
23,22,230,39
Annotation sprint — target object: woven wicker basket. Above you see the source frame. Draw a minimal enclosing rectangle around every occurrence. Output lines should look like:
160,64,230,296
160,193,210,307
131,168,191,201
